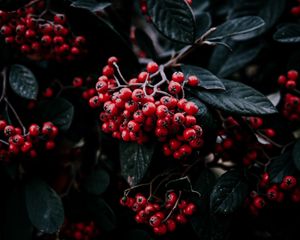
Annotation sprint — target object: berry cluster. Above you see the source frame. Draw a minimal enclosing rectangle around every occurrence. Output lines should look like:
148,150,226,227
0,0,86,62
248,173,300,215
214,116,275,166
89,57,204,159
278,70,300,122
120,191,197,235
60,220,100,240
0,120,58,162
290,0,300,16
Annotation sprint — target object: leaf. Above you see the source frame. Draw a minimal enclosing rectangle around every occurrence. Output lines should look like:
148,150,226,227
119,142,155,186
268,151,295,183
206,16,265,41
70,0,111,12
230,0,286,34
181,64,226,90
189,79,278,115
147,0,196,44
25,179,64,234
209,41,264,77
9,64,38,100
193,169,216,197
293,140,300,171
83,168,110,195
38,98,74,131
165,176,193,192
210,170,249,214
274,24,300,43
195,12,212,38
86,197,116,231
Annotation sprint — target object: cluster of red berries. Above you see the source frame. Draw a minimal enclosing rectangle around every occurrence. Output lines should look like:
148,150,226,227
0,120,58,162
277,70,300,122
120,191,197,235
214,116,275,166
290,0,300,16
248,173,300,216
88,57,204,159
0,0,86,62
60,220,100,240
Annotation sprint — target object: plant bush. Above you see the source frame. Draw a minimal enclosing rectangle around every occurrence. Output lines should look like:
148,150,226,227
0,0,300,239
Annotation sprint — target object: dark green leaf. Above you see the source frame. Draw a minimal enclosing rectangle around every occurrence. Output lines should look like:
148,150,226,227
25,179,64,234
165,176,193,191
38,98,74,131
119,142,155,186
83,168,110,195
189,79,278,115
70,0,111,12
209,41,264,77
9,64,38,100
207,16,265,41
193,169,216,197
293,139,300,171
135,28,158,60
230,0,285,34
147,0,196,44
181,64,225,90
268,151,295,183
86,197,116,231
195,12,211,38
210,170,249,214
274,24,300,43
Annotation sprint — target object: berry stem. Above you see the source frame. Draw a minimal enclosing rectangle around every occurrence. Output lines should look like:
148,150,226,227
0,67,7,102
113,62,129,84
162,191,182,223
4,97,27,135
0,139,9,145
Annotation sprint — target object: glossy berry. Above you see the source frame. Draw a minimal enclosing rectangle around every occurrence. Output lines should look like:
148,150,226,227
280,176,297,190
172,72,185,83
183,203,196,215
187,75,199,86
253,196,266,209
168,81,182,95
146,61,159,73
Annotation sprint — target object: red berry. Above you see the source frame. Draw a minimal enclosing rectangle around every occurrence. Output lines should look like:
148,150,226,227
45,140,55,150
11,134,24,146
89,96,101,108
156,105,168,119
107,56,118,66
127,120,140,132
135,194,147,207
183,128,197,141
54,14,66,24
29,124,40,136
119,88,132,101
175,214,187,224
137,71,148,83
183,203,196,215
21,141,32,152
287,70,299,81
95,80,108,93
153,224,167,235
166,191,177,206
184,102,198,115
146,61,159,73
142,102,156,116
4,125,15,136
277,75,287,86
187,75,199,86
222,138,233,149
132,89,145,102
280,175,297,190
149,215,163,227
253,196,266,209
102,65,114,76
0,120,7,130
73,77,83,87
169,138,181,150
168,81,182,95
43,88,53,98
172,72,185,83
264,128,276,138
166,219,176,232
291,187,300,203
286,80,297,89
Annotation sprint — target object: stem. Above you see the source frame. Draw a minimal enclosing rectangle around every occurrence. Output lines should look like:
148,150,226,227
113,62,129,84
0,67,7,102
124,183,150,196
162,191,182,223
0,139,9,145
4,97,27,135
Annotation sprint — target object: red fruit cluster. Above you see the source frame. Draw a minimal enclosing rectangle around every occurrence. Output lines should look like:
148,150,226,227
120,191,197,235
60,220,100,240
89,57,204,159
0,0,86,61
290,0,300,16
214,116,274,166
248,173,300,215
278,70,300,122
0,120,58,162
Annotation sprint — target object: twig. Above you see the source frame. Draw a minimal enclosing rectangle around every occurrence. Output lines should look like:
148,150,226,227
0,67,7,102
4,97,27,135
113,62,129,84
